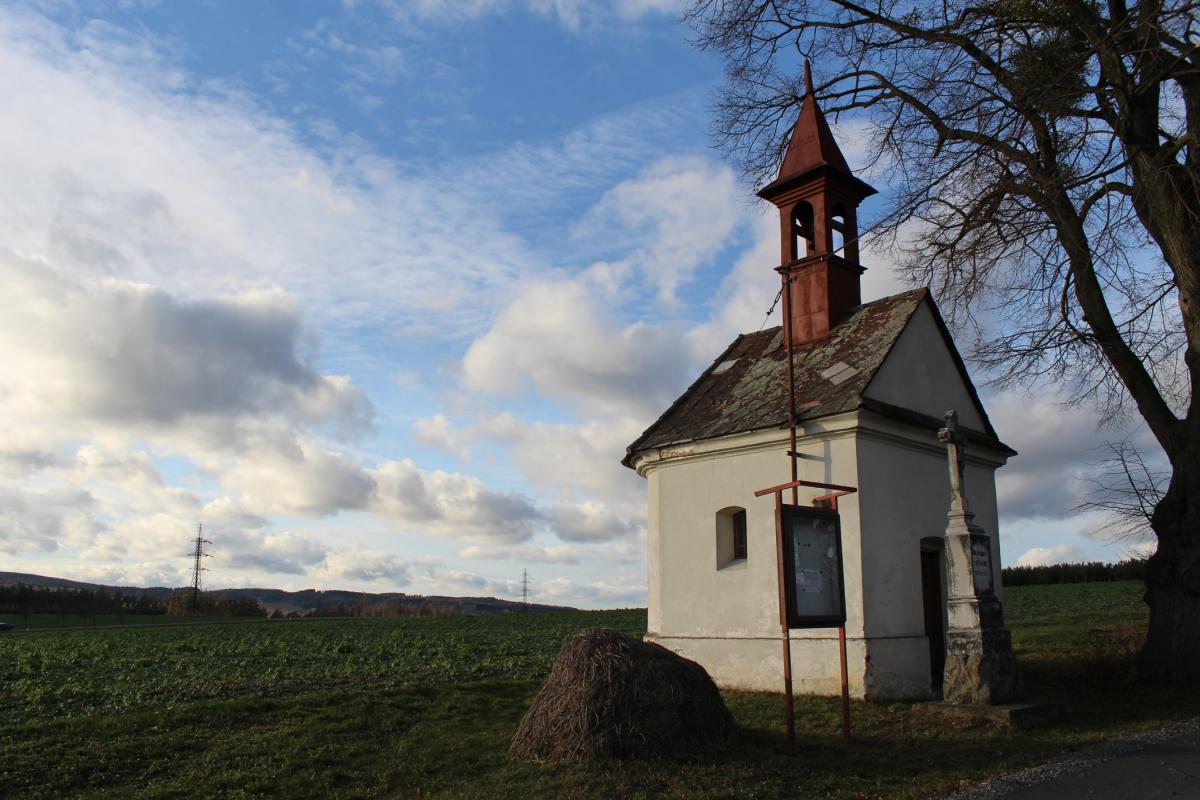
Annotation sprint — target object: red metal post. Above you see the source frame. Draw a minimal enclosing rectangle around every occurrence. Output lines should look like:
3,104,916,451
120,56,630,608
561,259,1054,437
782,273,799,507
838,624,851,741
774,490,796,754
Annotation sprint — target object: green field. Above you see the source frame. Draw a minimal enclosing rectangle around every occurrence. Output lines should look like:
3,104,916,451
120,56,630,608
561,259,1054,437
0,610,644,726
2,582,1195,800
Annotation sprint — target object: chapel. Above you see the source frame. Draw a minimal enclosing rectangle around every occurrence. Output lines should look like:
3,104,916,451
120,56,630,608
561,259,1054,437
622,68,1016,700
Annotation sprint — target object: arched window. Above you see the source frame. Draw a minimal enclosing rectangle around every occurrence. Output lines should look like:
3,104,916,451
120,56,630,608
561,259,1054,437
791,202,814,260
716,506,748,569
831,203,848,257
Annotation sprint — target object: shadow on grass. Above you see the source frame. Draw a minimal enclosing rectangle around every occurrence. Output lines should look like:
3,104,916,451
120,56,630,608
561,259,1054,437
5,669,1198,800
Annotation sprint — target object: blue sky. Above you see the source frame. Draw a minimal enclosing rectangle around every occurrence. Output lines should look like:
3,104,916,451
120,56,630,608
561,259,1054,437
0,0,1155,606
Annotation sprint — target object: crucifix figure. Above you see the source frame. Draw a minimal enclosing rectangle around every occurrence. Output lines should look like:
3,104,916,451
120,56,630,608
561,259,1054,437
938,410,969,515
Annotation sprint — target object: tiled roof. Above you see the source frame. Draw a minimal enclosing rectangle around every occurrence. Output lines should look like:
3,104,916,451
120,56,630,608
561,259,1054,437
623,289,1006,467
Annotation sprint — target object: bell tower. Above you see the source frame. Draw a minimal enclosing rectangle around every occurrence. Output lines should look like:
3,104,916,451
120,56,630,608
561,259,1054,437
758,63,877,347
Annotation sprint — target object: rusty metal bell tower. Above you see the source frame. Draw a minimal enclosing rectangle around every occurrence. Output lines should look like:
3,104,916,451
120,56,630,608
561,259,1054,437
757,63,877,348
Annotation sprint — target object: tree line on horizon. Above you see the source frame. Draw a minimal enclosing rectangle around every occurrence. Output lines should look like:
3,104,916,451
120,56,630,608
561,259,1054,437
0,584,266,622
1001,559,1146,587
285,600,473,620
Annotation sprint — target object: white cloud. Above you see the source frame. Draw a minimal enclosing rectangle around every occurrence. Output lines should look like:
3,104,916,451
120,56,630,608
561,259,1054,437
532,571,646,605
461,274,693,420
319,548,424,584
545,501,641,542
378,0,680,32
0,255,372,446
370,459,541,543
226,437,376,517
458,543,583,564
989,390,1159,523
475,413,645,514
1015,543,1089,567
413,414,471,461
0,8,535,340
0,485,105,555
576,156,742,305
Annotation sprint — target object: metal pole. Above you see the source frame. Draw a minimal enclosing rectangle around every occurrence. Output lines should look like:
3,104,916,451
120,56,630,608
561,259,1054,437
190,524,203,614
774,490,796,754
838,624,852,741
782,272,799,507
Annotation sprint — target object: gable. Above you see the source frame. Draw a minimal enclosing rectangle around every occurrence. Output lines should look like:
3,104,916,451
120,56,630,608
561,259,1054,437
863,299,990,434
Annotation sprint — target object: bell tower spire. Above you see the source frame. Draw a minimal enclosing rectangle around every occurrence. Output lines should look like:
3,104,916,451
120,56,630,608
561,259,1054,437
758,62,877,347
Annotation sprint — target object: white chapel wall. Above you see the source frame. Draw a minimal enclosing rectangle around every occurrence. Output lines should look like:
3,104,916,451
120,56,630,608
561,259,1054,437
644,423,864,642
855,427,1005,638
863,301,988,432
852,418,1007,697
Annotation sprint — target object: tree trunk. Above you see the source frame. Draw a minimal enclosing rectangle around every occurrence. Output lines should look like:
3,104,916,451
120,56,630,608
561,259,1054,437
1140,455,1200,684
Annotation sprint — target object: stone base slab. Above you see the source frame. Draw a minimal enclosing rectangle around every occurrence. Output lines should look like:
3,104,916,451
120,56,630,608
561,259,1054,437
911,699,1066,729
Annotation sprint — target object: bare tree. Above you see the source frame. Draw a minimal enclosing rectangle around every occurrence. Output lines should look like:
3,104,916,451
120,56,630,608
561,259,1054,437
1079,440,1168,539
686,0,1200,684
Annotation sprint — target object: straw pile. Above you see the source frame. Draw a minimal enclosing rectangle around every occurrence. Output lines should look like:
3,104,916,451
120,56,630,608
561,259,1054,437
509,627,735,762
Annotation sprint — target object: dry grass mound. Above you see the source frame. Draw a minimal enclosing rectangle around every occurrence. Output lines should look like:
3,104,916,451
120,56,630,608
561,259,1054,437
509,627,735,762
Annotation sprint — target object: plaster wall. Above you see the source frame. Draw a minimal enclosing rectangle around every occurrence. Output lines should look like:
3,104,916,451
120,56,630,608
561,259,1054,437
644,417,864,643
639,412,1009,700
853,416,1007,697
865,302,987,431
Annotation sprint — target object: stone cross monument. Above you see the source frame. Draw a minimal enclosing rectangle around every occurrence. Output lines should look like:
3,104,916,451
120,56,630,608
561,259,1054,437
939,410,1021,704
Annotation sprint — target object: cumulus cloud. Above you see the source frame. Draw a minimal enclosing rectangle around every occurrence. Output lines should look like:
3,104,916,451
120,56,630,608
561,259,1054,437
0,255,372,444
989,390,1158,522
462,275,693,420
1015,543,1089,567
413,414,471,461
370,459,544,543
532,572,646,605
0,485,105,555
227,437,376,517
472,413,645,514
319,548,424,584
544,501,641,542
458,543,583,564
212,529,328,577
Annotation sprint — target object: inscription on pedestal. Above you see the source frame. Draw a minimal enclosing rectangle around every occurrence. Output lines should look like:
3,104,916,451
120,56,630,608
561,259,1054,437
971,540,992,592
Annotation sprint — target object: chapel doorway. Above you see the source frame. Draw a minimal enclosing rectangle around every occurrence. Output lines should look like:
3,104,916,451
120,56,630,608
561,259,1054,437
919,545,946,694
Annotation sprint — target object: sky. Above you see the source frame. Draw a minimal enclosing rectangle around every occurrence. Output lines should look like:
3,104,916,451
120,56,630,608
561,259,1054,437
0,0,1159,607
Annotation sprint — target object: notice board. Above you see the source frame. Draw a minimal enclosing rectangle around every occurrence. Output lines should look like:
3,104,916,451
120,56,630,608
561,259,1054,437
780,505,847,629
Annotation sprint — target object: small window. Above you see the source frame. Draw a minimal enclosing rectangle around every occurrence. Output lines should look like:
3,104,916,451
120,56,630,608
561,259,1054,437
733,511,747,560
716,507,748,569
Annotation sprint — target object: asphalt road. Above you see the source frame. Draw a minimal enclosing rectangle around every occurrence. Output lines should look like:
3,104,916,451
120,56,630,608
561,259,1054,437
943,721,1200,800
1004,729,1200,799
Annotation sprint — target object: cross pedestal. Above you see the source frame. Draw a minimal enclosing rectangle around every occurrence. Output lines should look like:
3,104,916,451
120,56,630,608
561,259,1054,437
939,411,1021,705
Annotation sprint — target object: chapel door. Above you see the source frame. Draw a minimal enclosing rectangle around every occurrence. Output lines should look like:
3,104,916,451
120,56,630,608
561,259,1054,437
920,549,946,693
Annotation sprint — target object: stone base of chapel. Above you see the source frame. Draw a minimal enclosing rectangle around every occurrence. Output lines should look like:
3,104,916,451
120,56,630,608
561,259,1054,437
645,633,940,701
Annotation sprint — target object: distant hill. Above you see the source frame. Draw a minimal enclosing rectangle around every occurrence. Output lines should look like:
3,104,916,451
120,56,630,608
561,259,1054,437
0,571,575,615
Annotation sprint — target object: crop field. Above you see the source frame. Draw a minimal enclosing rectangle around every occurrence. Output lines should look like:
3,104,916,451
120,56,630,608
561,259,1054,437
0,609,645,727
2,582,1196,800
